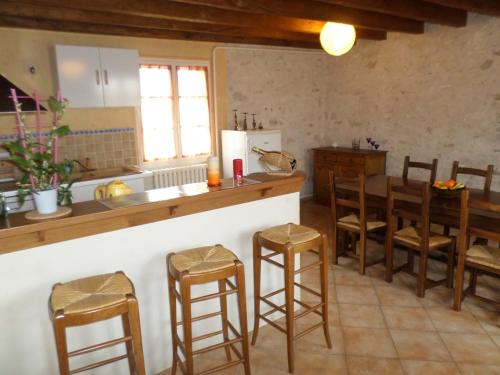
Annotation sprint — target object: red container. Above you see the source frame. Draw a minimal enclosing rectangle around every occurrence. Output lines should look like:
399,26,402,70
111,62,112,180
233,159,243,183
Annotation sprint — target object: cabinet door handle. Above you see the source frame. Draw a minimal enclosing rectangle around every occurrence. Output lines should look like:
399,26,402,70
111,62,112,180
104,69,109,85
95,70,100,85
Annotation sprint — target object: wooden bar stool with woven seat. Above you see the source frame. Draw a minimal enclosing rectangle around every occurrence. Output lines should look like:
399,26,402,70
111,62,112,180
49,271,146,375
167,245,251,375
252,223,331,374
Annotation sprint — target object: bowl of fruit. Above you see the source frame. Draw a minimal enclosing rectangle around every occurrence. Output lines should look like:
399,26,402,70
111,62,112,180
432,179,465,198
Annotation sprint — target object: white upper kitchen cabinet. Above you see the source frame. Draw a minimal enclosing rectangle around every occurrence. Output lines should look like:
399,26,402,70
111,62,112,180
54,45,140,108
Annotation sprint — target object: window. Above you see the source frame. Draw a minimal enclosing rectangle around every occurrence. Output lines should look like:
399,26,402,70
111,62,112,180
139,61,212,163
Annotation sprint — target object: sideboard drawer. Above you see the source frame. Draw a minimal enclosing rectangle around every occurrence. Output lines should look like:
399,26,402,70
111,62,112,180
312,147,387,206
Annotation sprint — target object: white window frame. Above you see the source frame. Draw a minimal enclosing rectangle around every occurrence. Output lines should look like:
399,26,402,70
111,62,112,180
137,58,215,169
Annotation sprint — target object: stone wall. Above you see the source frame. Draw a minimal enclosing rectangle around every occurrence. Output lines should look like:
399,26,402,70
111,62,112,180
225,13,500,195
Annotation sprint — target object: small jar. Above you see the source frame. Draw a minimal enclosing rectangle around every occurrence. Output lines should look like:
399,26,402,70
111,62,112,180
233,159,243,184
207,156,221,187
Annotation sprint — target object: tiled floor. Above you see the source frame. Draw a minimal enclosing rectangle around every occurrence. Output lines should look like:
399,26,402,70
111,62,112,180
159,201,499,375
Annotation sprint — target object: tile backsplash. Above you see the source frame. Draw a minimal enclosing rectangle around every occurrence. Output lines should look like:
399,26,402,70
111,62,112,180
0,128,139,171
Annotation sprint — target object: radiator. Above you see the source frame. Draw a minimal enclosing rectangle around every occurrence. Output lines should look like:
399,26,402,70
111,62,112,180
153,164,208,188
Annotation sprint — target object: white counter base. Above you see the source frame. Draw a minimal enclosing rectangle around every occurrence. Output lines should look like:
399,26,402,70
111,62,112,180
0,192,300,374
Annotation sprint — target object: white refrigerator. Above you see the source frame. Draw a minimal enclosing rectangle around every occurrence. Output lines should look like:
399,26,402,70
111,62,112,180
221,129,282,178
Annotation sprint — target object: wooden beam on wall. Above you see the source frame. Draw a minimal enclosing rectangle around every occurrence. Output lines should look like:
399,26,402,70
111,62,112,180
166,0,424,33
25,0,422,34
315,0,467,27
425,0,500,17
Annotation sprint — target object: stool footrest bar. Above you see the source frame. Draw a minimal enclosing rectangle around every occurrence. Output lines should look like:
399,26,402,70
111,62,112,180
295,261,322,275
262,287,285,300
191,289,237,303
70,354,128,374
294,299,323,318
178,310,222,325
192,330,223,343
294,302,324,320
260,296,287,315
260,315,287,334
68,336,131,357
294,322,324,340
261,256,284,269
294,282,321,298
197,359,245,375
192,337,243,356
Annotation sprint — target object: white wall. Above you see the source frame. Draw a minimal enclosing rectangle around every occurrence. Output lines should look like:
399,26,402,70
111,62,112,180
0,193,299,374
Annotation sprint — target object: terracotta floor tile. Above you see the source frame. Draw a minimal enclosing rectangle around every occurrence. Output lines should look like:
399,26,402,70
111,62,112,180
294,352,348,374
296,323,344,355
375,285,421,307
418,286,455,307
343,327,398,358
457,363,500,375
338,304,386,328
440,333,500,364
426,306,485,334
346,356,404,375
390,329,451,361
381,306,435,331
492,335,500,348
336,285,379,305
334,268,372,286
466,304,500,335
400,360,460,375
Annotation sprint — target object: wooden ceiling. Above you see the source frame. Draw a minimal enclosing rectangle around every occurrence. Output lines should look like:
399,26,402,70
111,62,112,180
0,1,499,49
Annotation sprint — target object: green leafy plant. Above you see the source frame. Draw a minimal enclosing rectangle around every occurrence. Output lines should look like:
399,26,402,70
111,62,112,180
3,96,76,207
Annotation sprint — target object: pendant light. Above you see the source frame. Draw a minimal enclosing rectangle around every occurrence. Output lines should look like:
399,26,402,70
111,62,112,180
320,22,356,56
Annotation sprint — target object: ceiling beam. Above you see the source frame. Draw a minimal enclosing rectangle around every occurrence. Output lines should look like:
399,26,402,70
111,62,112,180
166,0,424,33
26,0,422,34
0,16,325,49
425,0,500,17
314,0,467,27
1,1,386,43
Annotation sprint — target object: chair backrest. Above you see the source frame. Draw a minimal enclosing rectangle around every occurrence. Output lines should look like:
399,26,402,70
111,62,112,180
451,161,494,192
458,189,500,254
328,170,367,233
387,176,431,251
402,155,438,184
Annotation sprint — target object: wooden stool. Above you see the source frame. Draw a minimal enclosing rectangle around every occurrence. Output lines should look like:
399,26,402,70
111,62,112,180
167,245,251,375
252,223,332,374
49,271,146,375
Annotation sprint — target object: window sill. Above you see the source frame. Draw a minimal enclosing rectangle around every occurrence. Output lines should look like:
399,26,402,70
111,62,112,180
142,156,210,170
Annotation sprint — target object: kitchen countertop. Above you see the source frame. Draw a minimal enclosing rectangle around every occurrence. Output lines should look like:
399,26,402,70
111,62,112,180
0,172,305,254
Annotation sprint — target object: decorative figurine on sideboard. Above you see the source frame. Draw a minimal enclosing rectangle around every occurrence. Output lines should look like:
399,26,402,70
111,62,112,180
242,112,248,130
233,109,239,130
366,137,380,150
252,113,257,130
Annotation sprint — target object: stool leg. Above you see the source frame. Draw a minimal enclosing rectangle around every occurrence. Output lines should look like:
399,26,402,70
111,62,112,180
235,261,252,375
251,232,262,345
319,234,332,349
284,244,295,374
446,242,455,289
127,295,146,375
180,274,194,375
332,224,338,265
52,312,70,375
121,312,137,374
168,271,179,375
218,279,232,362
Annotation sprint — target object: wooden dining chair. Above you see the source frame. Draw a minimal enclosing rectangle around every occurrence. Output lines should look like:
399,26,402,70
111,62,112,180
442,161,494,237
329,171,387,275
402,156,438,184
385,177,455,297
451,161,494,192
453,189,500,311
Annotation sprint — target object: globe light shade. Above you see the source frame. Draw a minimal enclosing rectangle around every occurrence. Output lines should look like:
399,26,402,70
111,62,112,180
320,22,356,56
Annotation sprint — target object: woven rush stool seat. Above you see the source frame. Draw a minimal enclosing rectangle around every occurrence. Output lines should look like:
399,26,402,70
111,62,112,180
337,214,386,232
394,226,452,250
259,223,320,245
167,245,251,375
252,223,331,374
49,271,145,375
170,245,237,275
51,272,134,314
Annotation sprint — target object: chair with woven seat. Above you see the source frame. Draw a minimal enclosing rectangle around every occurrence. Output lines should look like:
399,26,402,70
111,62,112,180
402,155,438,184
329,172,387,275
453,189,500,311
166,245,251,375
49,271,146,375
385,177,455,297
252,223,331,374
442,161,495,237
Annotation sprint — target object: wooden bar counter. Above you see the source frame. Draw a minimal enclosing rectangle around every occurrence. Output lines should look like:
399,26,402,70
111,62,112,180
0,172,305,375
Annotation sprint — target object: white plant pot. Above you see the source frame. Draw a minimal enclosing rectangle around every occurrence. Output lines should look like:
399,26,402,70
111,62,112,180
33,188,58,214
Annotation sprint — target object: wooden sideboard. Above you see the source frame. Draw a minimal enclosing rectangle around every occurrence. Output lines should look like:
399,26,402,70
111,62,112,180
313,147,387,205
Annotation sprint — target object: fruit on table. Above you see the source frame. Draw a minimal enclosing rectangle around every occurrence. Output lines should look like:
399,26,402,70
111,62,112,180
432,179,465,190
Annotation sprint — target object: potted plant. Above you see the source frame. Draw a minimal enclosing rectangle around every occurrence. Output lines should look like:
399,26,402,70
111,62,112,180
3,91,75,215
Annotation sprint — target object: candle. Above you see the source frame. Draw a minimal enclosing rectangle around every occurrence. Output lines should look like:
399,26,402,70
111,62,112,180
207,156,221,187
233,159,243,184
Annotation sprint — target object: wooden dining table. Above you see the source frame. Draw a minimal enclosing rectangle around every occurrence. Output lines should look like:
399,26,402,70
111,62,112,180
336,175,500,231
